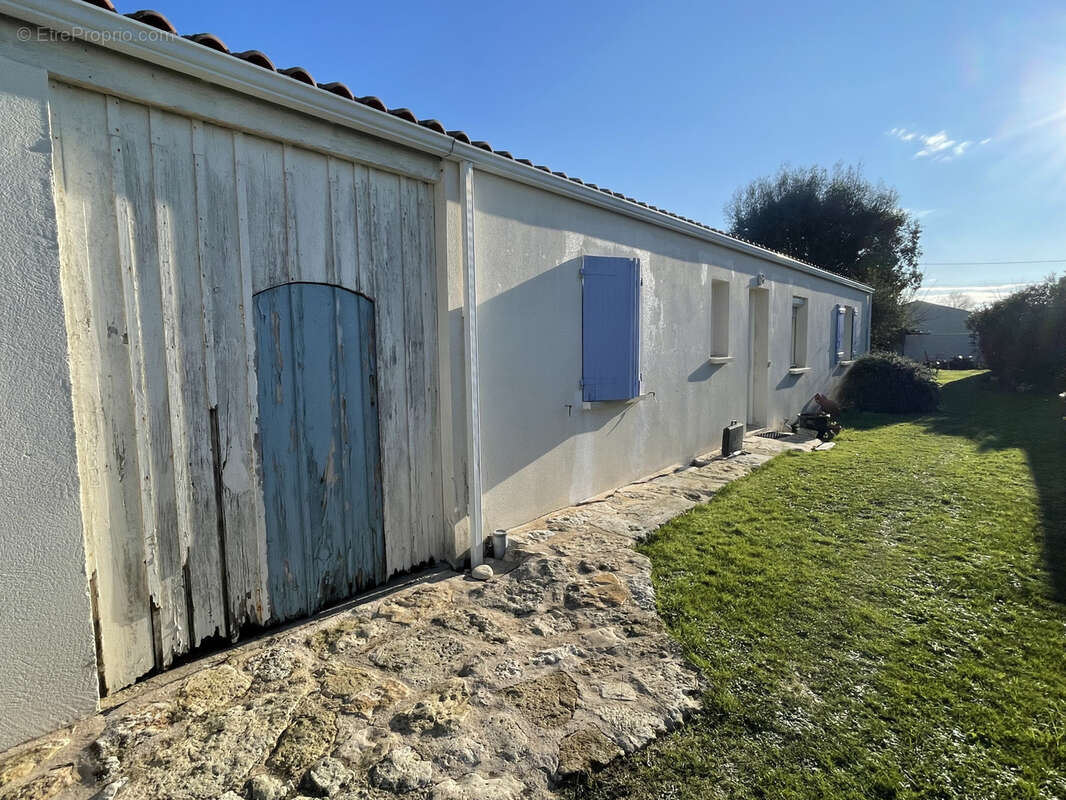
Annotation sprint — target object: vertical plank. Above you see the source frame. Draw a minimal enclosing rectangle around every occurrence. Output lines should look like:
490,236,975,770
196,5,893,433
242,135,287,294
416,179,444,562
111,97,189,667
369,169,413,575
233,132,270,625
343,291,387,589
199,123,267,632
358,297,386,584
300,285,349,607
150,108,227,645
400,178,428,567
49,83,155,691
328,158,359,291
283,145,330,286
255,286,308,621
353,164,374,298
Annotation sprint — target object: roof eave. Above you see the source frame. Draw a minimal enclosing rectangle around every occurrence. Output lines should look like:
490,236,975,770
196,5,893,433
0,0,874,295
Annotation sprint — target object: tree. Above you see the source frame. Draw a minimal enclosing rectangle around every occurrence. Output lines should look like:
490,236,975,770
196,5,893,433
968,275,1066,391
725,164,923,349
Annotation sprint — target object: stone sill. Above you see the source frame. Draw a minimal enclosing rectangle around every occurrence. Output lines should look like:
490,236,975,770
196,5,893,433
788,366,812,375
707,356,733,364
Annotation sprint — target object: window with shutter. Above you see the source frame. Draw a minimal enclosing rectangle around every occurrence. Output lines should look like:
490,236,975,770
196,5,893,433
844,306,856,360
836,304,856,362
581,256,641,402
835,305,846,361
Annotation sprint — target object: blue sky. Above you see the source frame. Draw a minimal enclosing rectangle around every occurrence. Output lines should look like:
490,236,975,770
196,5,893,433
120,0,1066,305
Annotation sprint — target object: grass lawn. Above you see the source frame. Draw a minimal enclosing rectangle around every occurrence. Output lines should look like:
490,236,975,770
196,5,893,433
569,372,1066,799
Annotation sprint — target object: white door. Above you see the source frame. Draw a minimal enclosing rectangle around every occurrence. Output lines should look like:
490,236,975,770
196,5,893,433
748,288,770,427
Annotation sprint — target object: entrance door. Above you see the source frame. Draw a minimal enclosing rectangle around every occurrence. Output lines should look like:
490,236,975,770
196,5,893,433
748,288,770,428
255,283,385,623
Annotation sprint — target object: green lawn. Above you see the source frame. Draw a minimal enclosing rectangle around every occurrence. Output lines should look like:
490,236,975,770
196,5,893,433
570,372,1066,800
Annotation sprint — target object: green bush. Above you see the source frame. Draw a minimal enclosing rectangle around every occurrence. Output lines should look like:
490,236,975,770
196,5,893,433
838,352,940,413
968,276,1065,393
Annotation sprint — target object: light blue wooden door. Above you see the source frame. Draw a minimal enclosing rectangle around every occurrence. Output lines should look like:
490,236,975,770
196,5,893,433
255,283,384,623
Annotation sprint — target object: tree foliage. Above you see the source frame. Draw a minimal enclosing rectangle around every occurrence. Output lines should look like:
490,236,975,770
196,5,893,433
968,276,1066,392
725,164,923,349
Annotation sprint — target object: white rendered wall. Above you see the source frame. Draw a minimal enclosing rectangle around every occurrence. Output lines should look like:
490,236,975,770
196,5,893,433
0,53,98,750
470,170,870,534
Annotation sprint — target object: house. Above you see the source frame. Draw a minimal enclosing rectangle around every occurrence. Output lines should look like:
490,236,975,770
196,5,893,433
0,0,873,750
903,300,979,362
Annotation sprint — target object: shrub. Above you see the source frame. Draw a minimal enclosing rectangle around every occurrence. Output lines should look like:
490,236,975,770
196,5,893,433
968,276,1066,393
838,352,940,413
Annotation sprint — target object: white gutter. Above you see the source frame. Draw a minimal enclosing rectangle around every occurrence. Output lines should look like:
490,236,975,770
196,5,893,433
459,162,484,567
0,0,874,295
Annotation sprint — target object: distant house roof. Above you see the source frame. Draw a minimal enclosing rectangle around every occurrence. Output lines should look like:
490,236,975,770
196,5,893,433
905,301,972,336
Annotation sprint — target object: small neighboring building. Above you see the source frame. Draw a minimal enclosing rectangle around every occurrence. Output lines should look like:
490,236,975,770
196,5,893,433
903,300,979,363
0,0,872,749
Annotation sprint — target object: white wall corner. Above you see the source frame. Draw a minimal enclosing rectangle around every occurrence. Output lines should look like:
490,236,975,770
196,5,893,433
0,53,99,750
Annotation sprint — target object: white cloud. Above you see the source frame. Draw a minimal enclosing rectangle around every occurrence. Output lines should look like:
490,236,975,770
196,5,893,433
917,282,1035,307
903,207,937,219
887,127,990,161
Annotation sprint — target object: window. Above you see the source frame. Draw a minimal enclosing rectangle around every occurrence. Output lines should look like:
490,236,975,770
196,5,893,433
835,304,856,362
581,256,640,401
710,279,730,358
791,296,808,368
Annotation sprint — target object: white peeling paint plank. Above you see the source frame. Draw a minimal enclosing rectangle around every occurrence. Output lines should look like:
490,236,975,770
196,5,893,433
233,132,270,625
150,108,227,646
242,135,287,294
199,122,267,633
49,83,155,692
328,157,358,292
400,177,429,567
285,146,331,286
353,164,373,298
112,97,190,668
369,169,412,575
416,179,444,562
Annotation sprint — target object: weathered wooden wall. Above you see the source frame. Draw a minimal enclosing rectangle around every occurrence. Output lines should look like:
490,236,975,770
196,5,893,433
49,80,443,693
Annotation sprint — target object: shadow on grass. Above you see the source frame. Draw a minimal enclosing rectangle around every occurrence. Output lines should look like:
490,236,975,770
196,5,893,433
844,373,1066,602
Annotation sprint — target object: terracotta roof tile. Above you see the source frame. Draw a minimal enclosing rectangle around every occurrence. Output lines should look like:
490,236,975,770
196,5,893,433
185,32,228,52
232,49,275,70
358,96,387,112
318,81,354,100
280,66,315,85
126,9,175,32
88,1,845,279
388,107,417,123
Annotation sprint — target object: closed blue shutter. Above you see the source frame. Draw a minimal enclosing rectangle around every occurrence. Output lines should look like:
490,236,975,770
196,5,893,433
581,256,640,401
834,304,846,362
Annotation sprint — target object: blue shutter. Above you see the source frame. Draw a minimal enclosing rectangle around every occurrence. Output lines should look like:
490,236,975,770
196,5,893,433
834,304,846,362
581,256,640,401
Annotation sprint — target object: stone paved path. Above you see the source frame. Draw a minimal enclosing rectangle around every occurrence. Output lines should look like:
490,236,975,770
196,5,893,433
0,434,814,800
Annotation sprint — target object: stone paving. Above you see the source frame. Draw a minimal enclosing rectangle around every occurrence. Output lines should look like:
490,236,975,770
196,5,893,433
0,434,815,800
